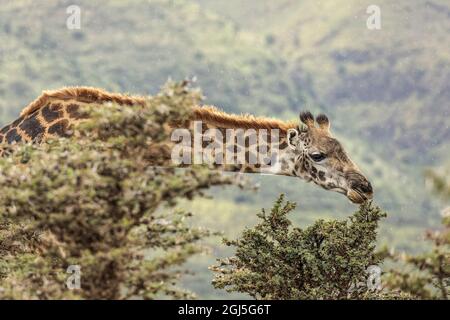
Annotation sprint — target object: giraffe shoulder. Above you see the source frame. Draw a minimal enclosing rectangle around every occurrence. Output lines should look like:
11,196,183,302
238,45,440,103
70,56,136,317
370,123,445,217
20,87,147,118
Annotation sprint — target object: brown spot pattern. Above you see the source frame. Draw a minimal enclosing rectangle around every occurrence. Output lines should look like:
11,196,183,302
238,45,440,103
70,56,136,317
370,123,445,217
6,129,22,143
19,114,45,140
41,103,63,122
67,103,87,119
48,119,70,137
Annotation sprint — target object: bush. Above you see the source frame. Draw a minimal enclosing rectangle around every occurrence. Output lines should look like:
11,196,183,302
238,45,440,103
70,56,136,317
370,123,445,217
0,81,234,299
211,195,402,299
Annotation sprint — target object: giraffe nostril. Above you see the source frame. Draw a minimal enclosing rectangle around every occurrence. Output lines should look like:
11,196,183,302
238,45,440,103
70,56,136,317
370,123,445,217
351,180,373,198
346,172,373,197
359,181,373,194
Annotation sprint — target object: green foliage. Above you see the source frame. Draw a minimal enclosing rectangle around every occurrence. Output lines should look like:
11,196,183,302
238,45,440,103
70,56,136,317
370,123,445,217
382,167,450,299
0,81,234,299
382,217,449,299
195,0,450,164
211,195,400,299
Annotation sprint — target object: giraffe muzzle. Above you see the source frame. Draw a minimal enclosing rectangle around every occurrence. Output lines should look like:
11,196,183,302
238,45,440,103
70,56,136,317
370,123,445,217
345,172,373,204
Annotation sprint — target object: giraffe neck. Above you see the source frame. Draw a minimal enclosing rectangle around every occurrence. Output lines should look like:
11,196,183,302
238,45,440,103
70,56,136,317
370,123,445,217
0,96,297,179
171,120,294,176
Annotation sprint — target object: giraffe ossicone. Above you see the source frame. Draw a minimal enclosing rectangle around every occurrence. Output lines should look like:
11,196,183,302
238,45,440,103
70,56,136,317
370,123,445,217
0,87,373,204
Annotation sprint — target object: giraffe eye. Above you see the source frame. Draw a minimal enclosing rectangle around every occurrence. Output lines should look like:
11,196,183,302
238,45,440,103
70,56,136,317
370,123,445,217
310,152,326,162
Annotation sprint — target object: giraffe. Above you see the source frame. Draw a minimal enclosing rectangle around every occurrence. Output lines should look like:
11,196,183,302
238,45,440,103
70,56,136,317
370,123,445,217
0,87,373,204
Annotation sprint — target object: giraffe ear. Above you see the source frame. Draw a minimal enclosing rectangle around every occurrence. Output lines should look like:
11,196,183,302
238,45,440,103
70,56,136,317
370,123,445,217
287,128,299,149
300,111,315,128
316,114,330,133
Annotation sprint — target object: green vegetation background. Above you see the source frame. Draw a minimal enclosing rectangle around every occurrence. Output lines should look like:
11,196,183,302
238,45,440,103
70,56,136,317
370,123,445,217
0,0,448,298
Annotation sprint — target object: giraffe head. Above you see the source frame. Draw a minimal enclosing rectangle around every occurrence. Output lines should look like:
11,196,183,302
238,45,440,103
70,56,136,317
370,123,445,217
284,111,373,204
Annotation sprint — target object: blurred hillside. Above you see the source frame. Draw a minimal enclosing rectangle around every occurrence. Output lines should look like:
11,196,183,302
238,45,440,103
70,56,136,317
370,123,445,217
0,0,448,298
196,0,450,164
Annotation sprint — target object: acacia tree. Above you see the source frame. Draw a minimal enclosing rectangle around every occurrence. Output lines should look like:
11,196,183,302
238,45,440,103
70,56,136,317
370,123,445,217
211,195,405,299
0,81,235,299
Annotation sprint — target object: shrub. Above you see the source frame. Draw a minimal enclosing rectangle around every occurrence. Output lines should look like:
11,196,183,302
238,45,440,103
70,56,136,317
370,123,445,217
0,81,234,299
211,195,402,299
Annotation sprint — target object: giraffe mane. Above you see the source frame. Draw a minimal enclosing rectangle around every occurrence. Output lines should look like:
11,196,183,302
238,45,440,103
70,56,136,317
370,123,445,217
192,106,297,134
19,87,297,134
20,87,146,117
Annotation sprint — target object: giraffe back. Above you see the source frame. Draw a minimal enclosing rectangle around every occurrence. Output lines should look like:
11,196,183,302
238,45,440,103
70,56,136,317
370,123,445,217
0,87,146,145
